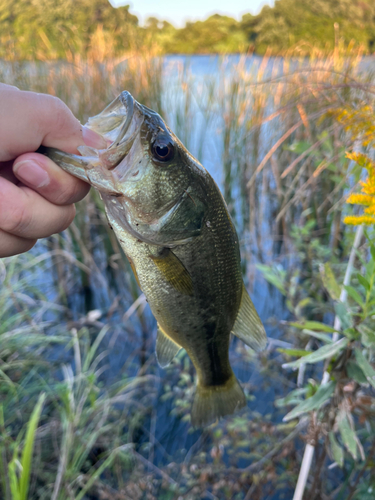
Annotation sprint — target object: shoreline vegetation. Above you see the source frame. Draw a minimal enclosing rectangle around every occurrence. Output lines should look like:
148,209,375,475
1,42,375,499
1,0,375,60
1,0,375,497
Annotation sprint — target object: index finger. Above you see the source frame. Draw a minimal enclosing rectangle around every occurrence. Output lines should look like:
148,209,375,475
0,88,83,162
0,83,20,92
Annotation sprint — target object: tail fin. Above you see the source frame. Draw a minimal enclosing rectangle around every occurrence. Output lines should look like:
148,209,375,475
191,374,246,427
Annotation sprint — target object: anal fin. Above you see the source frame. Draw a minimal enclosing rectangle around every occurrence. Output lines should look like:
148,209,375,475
156,324,182,368
232,284,267,352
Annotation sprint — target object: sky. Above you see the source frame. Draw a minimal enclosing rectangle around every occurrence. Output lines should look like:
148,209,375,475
111,0,273,27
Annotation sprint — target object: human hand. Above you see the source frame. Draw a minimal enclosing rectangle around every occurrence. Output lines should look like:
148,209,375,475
0,83,106,258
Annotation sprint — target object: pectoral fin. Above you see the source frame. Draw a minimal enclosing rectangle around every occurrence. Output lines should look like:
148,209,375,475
232,284,267,352
156,324,181,368
150,248,194,296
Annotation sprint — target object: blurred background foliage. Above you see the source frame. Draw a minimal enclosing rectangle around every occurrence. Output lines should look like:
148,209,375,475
1,0,375,59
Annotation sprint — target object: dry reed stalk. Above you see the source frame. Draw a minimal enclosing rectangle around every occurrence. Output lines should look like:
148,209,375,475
247,119,303,189
280,126,337,179
276,150,347,223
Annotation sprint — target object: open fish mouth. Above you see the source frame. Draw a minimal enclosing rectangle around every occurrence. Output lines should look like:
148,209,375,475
37,91,146,194
86,91,135,145
77,91,143,171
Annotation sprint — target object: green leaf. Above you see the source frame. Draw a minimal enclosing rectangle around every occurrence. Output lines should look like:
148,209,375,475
334,302,353,330
275,388,307,408
357,274,371,292
286,140,312,154
277,348,312,357
283,381,335,422
338,409,357,460
357,325,375,348
329,432,344,468
289,321,337,333
295,298,312,314
355,349,375,389
320,263,341,301
365,258,375,282
341,328,358,341
302,329,333,343
256,264,286,294
282,338,349,369
347,360,368,385
370,244,375,263
344,285,364,308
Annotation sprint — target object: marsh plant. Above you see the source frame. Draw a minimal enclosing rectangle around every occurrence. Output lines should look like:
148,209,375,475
1,43,375,499
258,97,375,499
0,253,155,500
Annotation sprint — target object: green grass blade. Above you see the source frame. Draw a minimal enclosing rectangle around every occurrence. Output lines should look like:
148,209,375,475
74,451,116,500
8,431,23,500
19,393,46,500
8,459,20,500
82,326,109,372
0,369,18,396
0,404,9,500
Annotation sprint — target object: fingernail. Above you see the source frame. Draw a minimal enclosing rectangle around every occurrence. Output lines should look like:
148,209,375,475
13,160,50,188
82,126,107,149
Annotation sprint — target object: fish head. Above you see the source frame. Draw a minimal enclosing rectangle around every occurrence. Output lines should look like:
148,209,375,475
68,91,202,245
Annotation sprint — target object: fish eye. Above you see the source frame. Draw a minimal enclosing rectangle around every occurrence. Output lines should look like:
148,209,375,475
151,138,175,162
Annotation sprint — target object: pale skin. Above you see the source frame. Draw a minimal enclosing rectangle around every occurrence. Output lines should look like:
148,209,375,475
0,83,106,258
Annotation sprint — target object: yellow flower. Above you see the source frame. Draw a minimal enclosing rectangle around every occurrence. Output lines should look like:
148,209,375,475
344,215,375,225
346,194,374,206
330,106,375,226
361,184,375,195
344,153,375,226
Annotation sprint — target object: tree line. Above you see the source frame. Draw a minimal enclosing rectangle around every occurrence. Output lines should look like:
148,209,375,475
1,0,375,59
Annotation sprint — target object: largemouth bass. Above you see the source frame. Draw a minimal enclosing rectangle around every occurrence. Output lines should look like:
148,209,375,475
42,92,267,427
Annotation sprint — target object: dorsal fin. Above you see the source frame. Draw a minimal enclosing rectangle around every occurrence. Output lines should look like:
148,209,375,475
231,284,267,352
156,324,182,368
